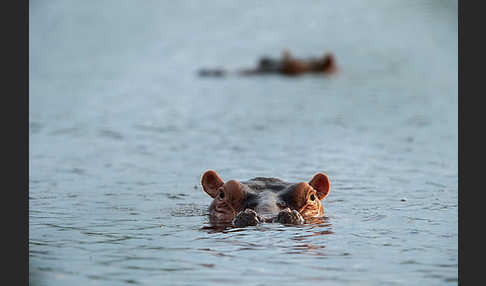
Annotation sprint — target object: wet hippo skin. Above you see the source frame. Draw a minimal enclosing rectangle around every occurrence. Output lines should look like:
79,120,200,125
200,170,331,227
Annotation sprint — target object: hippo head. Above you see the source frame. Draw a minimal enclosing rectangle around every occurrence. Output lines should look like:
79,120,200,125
310,52,337,73
201,170,331,226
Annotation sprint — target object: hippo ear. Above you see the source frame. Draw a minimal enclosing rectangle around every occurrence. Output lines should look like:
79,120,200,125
201,170,224,198
309,173,330,200
323,53,335,64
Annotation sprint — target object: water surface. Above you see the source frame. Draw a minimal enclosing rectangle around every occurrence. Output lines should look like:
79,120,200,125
30,1,458,285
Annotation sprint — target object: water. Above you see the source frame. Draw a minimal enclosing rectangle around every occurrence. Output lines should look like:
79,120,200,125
29,1,458,285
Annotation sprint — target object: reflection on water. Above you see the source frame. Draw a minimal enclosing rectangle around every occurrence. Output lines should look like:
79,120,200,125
30,0,457,285
199,219,334,260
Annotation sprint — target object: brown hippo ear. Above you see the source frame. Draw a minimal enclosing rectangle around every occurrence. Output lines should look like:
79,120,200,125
309,173,330,200
323,52,334,60
201,170,224,198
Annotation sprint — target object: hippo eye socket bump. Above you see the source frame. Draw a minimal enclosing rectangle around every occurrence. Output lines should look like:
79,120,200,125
219,191,225,199
310,194,316,201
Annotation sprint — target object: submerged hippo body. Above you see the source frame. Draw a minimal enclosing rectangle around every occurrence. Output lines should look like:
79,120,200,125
200,170,331,227
198,50,337,78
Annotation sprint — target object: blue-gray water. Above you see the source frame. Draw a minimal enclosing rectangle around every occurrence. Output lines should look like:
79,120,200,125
29,1,458,285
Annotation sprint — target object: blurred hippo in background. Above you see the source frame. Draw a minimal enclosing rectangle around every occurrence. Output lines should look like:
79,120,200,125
198,50,337,77
200,170,331,228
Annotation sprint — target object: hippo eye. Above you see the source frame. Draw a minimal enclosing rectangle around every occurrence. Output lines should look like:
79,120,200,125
310,194,316,201
219,191,225,199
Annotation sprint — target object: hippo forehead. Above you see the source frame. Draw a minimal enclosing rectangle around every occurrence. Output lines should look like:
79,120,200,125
239,177,305,215
240,177,292,192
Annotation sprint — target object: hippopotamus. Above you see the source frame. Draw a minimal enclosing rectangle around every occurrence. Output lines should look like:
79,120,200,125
200,170,331,227
198,50,337,78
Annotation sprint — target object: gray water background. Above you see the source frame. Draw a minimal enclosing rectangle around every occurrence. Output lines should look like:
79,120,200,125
29,1,458,285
